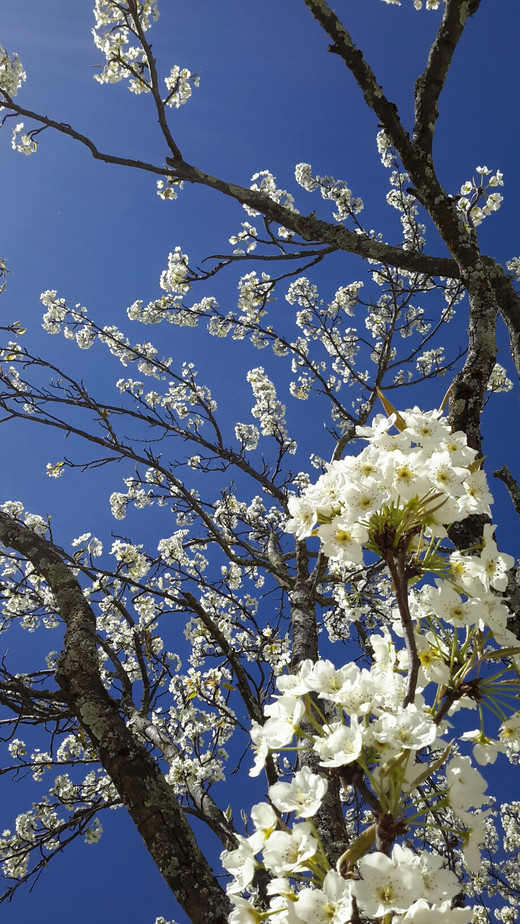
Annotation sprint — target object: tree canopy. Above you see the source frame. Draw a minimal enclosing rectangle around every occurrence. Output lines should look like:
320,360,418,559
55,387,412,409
0,2,519,923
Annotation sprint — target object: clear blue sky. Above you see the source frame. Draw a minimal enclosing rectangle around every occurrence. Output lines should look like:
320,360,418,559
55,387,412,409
0,2,519,922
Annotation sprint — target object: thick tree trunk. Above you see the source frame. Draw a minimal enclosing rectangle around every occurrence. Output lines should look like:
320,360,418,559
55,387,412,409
0,512,231,924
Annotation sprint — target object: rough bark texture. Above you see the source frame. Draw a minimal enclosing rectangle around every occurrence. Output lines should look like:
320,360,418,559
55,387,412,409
0,513,231,924
288,544,348,864
413,0,480,154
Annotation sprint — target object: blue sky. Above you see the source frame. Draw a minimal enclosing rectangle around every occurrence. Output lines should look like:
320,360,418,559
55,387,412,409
0,1,519,922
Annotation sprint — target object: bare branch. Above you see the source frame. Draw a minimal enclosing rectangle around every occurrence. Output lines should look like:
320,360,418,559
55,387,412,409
0,93,460,277
302,0,413,161
413,0,481,154
494,466,520,521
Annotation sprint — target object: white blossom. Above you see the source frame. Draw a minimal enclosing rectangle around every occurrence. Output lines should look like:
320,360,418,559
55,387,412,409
0,46,26,97
268,767,328,819
353,848,423,917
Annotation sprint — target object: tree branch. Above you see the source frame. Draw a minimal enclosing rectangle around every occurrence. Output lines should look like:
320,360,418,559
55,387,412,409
299,0,520,403
494,466,520,521
448,261,498,453
0,513,230,924
386,551,419,709
0,93,459,278
302,0,413,161
490,264,520,380
413,0,480,155
125,710,239,851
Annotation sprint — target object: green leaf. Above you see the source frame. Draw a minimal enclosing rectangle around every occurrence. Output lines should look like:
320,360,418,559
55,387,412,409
480,647,520,661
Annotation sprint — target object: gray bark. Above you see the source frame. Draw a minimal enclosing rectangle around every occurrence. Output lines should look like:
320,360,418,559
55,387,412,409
0,512,231,924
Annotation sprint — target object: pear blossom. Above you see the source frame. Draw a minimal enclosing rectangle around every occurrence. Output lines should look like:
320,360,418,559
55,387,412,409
293,871,354,924
400,408,450,445
460,730,504,766
401,899,472,922
312,720,363,767
261,823,318,876
316,518,368,563
391,844,460,905
353,848,423,917
221,838,258,893
299,659,356,698
470,591,512,636
276,660,316,696
459,811,491,873
0,46,26,97
427,452,468,498
248,803,279,851
423,582,476,628
228,895,262,924
499,712,520,753
249,695,306,775
285,496,316,540
474,524,515,591
305,466,348,519
446,755,488,814
269,768,328,819
368,704,437,754
461,469,494,514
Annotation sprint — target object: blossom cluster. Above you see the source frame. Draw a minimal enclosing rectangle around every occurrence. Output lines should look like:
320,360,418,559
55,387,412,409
0,762,115,880
223,644,483,921
286,405,495,549
92,0,198,109
163,65,199,108
0,45,26,98
10,122,37,155
295,163,364,222
92,0,159,93
0,46,30,154
244,171,298,237
456,166,504,228
244,367,296,453
224,406,518,922
285,404,516,654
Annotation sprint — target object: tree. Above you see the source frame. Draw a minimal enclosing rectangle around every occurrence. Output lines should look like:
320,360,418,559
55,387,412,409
0,1,519,922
